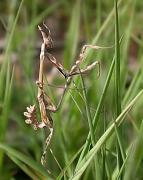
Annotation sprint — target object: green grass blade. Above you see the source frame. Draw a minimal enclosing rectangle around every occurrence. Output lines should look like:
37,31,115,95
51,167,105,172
114,0,121,116
76,56,115,167
57,146,83,180
82,2,92,41
70,89,143,179
114,0,125,174
0,0,24,98
80,75,95,145
123,120,143,180
115,152,130,180
63,0,80,68
7,154,40,180
0,66,14,138
0,66,14,168
120,0,136,95
76,36,123,167
0,143,50,179
80,73,101,180
123,55,143,106
96,0,101,31
83,0,123,64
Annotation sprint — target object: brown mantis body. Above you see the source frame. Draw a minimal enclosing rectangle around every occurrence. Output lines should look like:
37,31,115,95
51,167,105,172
24,22,109,166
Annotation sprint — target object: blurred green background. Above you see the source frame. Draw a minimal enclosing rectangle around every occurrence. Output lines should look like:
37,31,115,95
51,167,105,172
0,0,143,179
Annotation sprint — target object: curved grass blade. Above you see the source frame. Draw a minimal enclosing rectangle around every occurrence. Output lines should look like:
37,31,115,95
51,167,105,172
0,0,24,98
70,89,143,180
123,120,143,180
123,55,143,106
0,66,14,168
0,143,51,179
76,36,123,169
76,56,115,167
80,72,101,180
8,154,40,180
57,146,83,180
120,0,137,95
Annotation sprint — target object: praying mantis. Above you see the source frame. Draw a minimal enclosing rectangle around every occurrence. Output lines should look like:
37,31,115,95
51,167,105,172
24,22,109,166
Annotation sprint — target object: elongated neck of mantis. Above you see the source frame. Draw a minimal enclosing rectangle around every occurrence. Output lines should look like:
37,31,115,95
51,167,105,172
38,43,45,96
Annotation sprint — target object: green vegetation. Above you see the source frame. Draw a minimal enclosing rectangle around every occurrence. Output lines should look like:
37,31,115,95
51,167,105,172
0,0,143,179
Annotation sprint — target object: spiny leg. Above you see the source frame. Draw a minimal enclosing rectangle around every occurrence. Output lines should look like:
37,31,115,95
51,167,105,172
69,44,111,75
41,127,53,166
57,45,102,108
45,46,102,112
45,52,67,78
69,61,100,77
45,61,100,113
49,44,103,111
36,45,102,114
